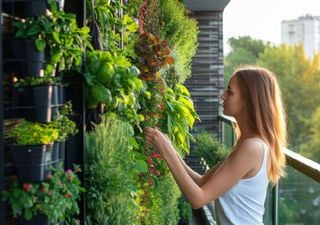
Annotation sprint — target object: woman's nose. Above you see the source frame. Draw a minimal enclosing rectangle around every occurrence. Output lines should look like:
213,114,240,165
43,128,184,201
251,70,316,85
220,93,225,100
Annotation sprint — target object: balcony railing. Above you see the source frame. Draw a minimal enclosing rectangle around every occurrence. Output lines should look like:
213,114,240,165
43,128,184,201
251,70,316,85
219,114,320,225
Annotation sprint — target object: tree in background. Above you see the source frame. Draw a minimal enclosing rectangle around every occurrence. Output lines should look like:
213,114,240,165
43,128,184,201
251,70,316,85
258,45,320,152
224,36,271,84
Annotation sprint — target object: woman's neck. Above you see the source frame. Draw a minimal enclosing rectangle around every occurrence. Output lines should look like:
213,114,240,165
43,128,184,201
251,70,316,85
236,115,259,142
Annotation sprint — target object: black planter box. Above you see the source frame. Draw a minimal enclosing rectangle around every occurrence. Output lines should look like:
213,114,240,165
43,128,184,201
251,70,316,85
52,85,65,106
3,0,65,18
59,141,65,160
18,214,50,225
15,161,52,183
9,38,45,78
13,85,53,123
51,159,64,169
51,142,64,168
51,85,66,119
52,142,60,162
11,144,53,165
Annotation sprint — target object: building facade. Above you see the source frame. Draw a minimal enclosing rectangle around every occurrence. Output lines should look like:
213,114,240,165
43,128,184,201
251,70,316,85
281,14,320,57
183,0,230,140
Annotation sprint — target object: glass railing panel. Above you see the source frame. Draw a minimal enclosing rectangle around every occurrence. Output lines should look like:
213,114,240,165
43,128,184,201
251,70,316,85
263,186,274,225
278,166,320,225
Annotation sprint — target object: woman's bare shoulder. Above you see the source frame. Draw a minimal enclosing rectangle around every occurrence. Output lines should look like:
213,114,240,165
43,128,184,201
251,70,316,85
232,137,265,161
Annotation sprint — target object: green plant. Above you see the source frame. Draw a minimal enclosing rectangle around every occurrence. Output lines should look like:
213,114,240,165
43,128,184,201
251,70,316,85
193,130,229,167
178,196,192,221
134,31,174,79
13,76,63,88
50,101,78,142
2,164,85,225
85,115,138,225
83,50,144,124
134,32,174,131
6,120,59,145
14,0,91,75
87,0,139,55
159,84,200,154
160,0,199,84
141,173,180,225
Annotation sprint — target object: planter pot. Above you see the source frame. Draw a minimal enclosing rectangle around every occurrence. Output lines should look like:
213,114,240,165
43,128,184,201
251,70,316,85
51,142,65,168
18,214,50,225
15,161,52,183
10,39,45,78
51,85,66,119
52,142,60,162
11,144,53,182
58,141,66,160
4,0,65,18
14,85,53,123
52,85,65,106
11,144,53,165
51,159,64,169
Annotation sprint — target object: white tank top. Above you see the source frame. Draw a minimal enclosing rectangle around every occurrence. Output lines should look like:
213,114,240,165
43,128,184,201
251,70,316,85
214,139,269,225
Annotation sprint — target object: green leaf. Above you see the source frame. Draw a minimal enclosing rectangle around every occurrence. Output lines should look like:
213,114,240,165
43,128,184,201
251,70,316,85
176,84,190,96
35,39,46,51
114,55,131,67
134,160,148,173
83,73,95,86
24,209,33,220
51,52,63,64
15,29,26,37
27,25,40,36
52,31,60,43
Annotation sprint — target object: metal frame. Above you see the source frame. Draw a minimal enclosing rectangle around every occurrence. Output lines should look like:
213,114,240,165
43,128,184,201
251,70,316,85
63,2,86,224
0,0,5,224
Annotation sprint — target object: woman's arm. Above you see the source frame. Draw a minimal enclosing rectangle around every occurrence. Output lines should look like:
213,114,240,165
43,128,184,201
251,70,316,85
144,127,263,209
177,154,224,186
176,153,203,185
165,137,223,186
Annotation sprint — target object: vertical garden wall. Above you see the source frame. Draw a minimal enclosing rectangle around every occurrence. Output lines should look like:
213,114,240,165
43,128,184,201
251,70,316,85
1,0,199,224
83,0,199,224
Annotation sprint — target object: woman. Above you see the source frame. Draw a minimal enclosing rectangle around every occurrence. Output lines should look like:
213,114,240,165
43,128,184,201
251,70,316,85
144,66,287,225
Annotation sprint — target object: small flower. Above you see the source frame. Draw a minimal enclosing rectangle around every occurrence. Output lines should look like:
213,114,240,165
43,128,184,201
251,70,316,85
148,167,156,174
146,157,153,165
46,172,52,180
40,187,46,193
67,169,73,180
159,102,164,111
147,178,153,186
150,152,162,160
155,170,161,176
65,193,72,198
75,167,82,173
23,183,31,192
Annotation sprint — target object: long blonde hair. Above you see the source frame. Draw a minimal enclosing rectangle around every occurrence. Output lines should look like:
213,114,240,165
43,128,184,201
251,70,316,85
233,66,287,184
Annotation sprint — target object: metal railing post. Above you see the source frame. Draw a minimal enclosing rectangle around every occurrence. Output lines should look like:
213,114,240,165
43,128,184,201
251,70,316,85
272,182,279,225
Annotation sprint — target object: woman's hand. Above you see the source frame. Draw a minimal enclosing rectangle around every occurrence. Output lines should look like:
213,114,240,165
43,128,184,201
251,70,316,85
144,127,173,157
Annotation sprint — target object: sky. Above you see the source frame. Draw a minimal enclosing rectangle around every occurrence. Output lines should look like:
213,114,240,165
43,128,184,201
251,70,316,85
223,0,320,54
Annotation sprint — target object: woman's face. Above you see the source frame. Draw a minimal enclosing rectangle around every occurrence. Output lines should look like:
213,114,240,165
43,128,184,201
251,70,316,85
221,76,246,117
